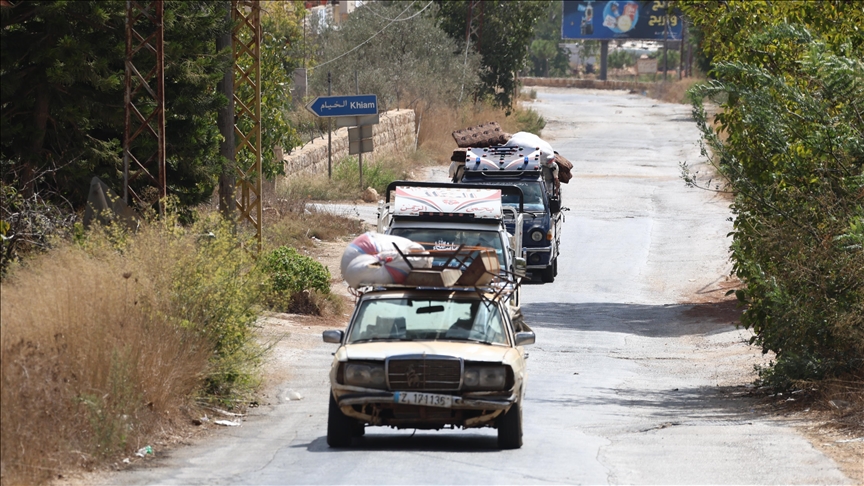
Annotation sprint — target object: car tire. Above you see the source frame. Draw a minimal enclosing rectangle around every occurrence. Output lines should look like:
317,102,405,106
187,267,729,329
553,257,558,277
327,393,354,447
541,262,555,283
497,402,523,449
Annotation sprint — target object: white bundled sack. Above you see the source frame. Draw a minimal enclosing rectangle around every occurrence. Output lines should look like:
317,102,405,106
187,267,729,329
505,131,555,165
340,232,431,289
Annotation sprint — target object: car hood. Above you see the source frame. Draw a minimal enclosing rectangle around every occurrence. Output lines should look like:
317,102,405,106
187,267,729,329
339,341,517,363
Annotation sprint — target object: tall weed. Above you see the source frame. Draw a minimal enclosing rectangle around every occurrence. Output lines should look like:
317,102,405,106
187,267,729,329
1,245,210,484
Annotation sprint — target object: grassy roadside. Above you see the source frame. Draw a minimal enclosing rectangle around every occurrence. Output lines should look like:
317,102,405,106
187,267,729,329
0,205,361,484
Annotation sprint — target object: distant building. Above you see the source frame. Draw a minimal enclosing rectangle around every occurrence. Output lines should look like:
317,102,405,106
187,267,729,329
305,0,359,27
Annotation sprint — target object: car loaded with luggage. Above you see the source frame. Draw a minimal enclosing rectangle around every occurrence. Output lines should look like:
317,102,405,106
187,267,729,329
325,232,533,449
449,123,572,283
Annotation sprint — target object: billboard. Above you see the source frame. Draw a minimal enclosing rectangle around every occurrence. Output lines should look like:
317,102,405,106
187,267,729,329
562,1,683,40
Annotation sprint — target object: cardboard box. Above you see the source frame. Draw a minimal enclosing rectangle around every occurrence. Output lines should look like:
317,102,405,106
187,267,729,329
455,250,500,286
405,269,462,287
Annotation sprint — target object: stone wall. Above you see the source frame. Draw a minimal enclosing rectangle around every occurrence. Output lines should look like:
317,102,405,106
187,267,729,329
281,109,416,176
520,77,651,92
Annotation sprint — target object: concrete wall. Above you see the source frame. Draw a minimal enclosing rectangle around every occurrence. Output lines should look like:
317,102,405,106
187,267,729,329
281,109,416,176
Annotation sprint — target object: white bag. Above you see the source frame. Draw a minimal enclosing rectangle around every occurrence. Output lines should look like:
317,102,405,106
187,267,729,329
505,132,555,165
340,232,431,289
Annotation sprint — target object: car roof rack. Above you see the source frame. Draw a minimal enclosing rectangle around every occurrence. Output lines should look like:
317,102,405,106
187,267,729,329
354,243,523,308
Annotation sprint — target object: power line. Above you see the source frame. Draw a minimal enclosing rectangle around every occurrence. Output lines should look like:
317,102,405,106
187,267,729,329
313,1,424,69
363,1,434,23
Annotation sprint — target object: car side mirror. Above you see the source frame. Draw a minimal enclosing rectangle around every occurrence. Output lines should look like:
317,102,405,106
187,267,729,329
549,197,561,213
515,331,535,346
322,330,344,344
514,257,527,277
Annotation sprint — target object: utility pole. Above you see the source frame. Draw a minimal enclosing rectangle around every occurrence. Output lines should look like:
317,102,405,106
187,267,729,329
328,71,332,179
231,0,262,249
356,70,363,189
124,0,166,211
217,0,235,218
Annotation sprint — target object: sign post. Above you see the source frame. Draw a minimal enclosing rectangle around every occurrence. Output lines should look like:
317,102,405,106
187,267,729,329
306,93,379,186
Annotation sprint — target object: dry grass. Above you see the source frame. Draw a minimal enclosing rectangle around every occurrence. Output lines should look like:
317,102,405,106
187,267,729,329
262,193,364,249
645,76,704,105
0,243,211,485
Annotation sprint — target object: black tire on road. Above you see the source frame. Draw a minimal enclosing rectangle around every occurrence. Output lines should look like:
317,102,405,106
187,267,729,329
327,393,354,447
541,262,555,283
497,402,523,449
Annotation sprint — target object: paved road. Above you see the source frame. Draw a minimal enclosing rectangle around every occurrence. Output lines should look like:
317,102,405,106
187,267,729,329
109,88,849,484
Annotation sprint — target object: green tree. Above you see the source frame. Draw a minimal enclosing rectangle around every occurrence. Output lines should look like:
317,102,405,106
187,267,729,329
309,2,480,116
647,48,678,71
1,1,231,208
681,0,864,386
435,0,547,112
608,49,635,70
528,0,571,77
257,1,305,178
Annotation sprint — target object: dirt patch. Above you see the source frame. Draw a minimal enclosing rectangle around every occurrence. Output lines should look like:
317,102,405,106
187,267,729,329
751,388,864,484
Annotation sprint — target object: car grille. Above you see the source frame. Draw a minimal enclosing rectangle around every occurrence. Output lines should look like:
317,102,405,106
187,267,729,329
387,357,462,391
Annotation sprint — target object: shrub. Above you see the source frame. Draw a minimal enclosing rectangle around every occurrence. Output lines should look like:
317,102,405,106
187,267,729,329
686,24,864,387
513,107,547,136
261,246,332,314
608,49,635,69
333,156,401,194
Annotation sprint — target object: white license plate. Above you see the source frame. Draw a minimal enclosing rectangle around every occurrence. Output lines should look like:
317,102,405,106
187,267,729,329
394,391,453,408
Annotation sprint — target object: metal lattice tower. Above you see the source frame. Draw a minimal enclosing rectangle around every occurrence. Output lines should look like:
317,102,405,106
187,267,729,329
123,0,166,209
232,0,263,248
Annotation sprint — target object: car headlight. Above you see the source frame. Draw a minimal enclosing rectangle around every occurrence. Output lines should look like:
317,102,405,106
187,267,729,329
529,229,544,242
462,366,508,391
343,362,387,389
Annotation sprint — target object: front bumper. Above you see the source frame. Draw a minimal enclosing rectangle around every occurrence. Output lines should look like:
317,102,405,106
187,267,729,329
332,386,517,428
523,246,552,269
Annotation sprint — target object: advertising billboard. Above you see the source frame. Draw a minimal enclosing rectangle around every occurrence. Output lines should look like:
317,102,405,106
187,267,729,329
562,1,683,41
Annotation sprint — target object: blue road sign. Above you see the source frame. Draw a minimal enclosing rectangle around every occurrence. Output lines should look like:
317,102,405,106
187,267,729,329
306,94,378,117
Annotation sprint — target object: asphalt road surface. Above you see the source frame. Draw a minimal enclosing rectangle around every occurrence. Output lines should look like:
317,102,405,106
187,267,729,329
108,88,850,484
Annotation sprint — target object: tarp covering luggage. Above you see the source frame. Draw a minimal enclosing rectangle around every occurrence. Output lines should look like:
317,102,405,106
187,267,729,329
340,232,431,289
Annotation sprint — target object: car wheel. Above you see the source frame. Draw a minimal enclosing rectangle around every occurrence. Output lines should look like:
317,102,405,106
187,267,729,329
353,422,365,437
327,393,354,447
553,257,558,277
497,402,523,449
541,263,555,283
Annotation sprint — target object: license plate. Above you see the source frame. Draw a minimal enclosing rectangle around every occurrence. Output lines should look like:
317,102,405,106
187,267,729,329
394,391,453,408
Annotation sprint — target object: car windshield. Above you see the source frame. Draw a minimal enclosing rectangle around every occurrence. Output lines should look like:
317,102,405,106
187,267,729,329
347,297,508,345
500,182,545,212
389,228,505,268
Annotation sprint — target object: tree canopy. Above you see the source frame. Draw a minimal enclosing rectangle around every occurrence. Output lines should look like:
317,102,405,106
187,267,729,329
1,1,233,208
527,0,571,78
435,0,547,112
309,1,480,113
